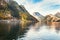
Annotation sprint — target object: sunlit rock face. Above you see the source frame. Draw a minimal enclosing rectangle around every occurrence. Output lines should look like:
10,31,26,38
55,12,60,18
44,14,56,25
44,13,60,26
44,14,54,25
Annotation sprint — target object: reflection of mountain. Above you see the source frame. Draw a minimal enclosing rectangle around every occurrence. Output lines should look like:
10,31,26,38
0,0,38,22
0,21,36,40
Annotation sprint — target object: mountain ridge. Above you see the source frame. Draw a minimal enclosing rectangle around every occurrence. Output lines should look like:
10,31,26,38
0,0,39,22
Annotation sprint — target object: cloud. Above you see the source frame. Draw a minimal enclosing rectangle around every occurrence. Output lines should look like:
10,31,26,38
50,4,60,9
14,0,60,16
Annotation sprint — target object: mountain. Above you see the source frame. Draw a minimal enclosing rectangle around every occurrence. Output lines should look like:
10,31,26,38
8,1,20,18
33,12,44,21
0,0,7,10
44,14,53,24
0,0,12,19
0,0,38,22
44,14,60,25
55,12,60,18
8,1,38,22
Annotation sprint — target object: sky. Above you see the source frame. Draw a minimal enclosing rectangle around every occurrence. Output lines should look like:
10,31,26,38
14,0,60,16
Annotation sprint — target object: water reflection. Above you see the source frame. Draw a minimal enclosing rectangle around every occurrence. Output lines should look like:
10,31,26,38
0,21,35,40
18,22,60,40
0,21,60,40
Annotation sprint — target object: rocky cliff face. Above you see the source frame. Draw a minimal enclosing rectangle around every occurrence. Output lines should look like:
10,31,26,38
0,0,7,10
33,12,44,21
0,0,38,22
44,14,60,25
55,12,60,18
0,0,12,19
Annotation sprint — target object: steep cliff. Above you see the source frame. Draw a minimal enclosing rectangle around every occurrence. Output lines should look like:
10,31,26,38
0,0,38,22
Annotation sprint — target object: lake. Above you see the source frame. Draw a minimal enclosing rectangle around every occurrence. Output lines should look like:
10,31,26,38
0,21,60,40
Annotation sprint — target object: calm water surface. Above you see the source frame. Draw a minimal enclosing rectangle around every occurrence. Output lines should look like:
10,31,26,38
0,21,60,40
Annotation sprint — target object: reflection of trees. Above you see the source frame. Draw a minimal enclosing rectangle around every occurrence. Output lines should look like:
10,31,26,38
5,23,20,40
0,21,35,40
0,23,11,40
19,22,35,38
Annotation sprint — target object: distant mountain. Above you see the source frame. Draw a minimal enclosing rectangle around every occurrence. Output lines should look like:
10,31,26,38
33,12,44,21
45,14,55,22
44,14,60,24
55,12,60,18
0,0,38,22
